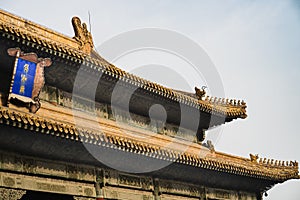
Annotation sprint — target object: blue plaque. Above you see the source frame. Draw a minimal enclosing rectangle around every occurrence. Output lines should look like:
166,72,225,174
11,58,37,98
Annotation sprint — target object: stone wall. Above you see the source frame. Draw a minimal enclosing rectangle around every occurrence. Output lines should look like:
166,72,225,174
0,151,258,200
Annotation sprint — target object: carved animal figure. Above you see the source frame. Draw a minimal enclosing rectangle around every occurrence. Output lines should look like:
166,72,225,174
72,17,94,54
195,86,207,100
203,140,215,152
250,154,259,162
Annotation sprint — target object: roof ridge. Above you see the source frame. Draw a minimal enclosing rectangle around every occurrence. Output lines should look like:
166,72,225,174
0,9,247,119
0,9,78,49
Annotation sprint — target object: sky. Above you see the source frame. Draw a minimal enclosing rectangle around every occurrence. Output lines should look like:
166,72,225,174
1,0,300,199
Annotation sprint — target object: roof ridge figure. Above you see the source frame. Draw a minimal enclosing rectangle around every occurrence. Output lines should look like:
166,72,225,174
72,16,94,54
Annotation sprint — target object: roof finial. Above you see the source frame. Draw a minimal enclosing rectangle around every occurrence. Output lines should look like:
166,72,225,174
250,153,259,163
72,16,94,54
195,86,207,100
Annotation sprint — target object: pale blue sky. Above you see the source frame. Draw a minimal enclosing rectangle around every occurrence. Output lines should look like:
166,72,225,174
1,0,300,199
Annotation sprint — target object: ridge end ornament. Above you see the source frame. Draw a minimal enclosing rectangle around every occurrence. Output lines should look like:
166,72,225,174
72,16,94,54
195,86,207,100
7,47,52,113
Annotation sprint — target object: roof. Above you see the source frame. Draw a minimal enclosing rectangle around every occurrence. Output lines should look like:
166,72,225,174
0,105,298,182
0,9,247,120
0,8,298,194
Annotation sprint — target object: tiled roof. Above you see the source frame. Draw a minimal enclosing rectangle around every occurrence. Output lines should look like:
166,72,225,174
0,106,298,182
0,9,247,119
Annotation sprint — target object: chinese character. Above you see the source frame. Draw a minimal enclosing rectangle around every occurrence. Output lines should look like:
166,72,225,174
21,74,27,83
24,64,29,73
19,85,25,94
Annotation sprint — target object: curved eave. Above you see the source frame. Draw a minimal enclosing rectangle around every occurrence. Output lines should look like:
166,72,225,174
0,18,247,121
0,106,297,182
